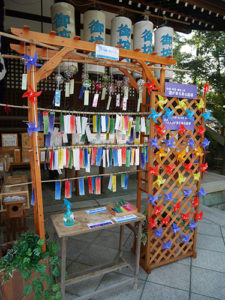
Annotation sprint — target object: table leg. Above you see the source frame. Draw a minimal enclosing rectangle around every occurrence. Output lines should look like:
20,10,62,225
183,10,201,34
61,237,67,300
119,225,124,257
134,221,142,290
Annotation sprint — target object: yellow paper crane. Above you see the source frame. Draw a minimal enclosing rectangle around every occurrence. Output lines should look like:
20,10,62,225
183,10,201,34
157,147,166,160
196,98,205,110
176,99,187,110
176,149,186,161
154,175,166,187
193,172,201,181
178,173,186,185
194,146,204,158
157,95,168,110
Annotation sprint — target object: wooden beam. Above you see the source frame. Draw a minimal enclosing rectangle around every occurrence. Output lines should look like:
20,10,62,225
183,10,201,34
119,68,138,90
11,28,176,66
138,60,161,93
179,0,225,16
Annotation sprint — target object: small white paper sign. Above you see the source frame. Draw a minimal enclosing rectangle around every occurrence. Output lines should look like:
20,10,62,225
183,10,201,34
113,215,138,223
96,44,119,61
86,207,107,214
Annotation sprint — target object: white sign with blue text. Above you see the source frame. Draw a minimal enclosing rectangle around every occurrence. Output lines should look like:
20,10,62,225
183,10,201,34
96,44,119,61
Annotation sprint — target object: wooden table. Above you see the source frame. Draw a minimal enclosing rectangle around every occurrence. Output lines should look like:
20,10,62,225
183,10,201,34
51,208,145,300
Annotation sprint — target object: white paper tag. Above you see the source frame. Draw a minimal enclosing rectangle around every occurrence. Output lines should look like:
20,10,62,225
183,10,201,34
106,149,109,167
124,86,129,99
115,114,121,130
103,149,106,167
63,133,68,143
137,91,142,112
118,149,122,167
86,152,90,173
86,125,92,142
92,93,99,107
106,95,112,110
135,148,139,166
22,74,27,90
101,87,106,100
76,116,82,134
141,117,146,133
108,175,112,190
65,82,70,98
53,150,58,170
116,94,120,107
63,149,67,167
86,207,107,214
84,90,89,106
101,116,106,132
122,97,128,111
69,79,74,95
73,148,80,170
54,89,61,107
81,117,88,135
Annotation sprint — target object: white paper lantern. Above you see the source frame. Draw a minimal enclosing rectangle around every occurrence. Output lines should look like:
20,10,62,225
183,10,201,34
51,2,78,74
83,10,105,75
133,20,153,78
154,26,174,80
111,16,132,75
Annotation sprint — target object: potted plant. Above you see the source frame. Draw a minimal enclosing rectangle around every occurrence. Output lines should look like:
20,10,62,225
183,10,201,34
0,232,61,300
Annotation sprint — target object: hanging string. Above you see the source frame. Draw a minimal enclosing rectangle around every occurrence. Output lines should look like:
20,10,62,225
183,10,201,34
32,64,40,166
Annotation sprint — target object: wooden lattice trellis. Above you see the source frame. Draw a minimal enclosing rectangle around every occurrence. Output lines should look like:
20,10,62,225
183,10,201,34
138,91,206,273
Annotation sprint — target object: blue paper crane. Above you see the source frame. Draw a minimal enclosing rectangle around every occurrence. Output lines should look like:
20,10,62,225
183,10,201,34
149,194,159,206
188,138,195,149
184,188,192,197
189,220,198,232
198,187,207,197
164,107,174,120
181,234,190,244
26,121,39,136
22,51,42,71
202,138,210,150
186,109,195,120
162,241,172,249
172,223,180,236
149,136,160,150
163,137,175,149
154,227,163,238
164,191,173,201
148,108,162,123
202,110,212,121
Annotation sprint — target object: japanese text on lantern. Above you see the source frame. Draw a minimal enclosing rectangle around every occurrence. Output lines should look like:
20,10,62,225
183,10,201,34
160,33,172,57
88,20,104,43
141,29,152,54
117,24,131,49
53,13,71,38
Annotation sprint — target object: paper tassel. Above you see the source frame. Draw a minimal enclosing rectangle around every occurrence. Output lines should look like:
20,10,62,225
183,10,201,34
109,149,113,168
81,117,88,135
126,149,131,167
110,118,115,134
135,117,140,133
84,90,89,106
124,174,128,189
38,111,44,131
80,149,84,168
96,148,103,166
45,133,51,148
93,115,97,133
31,188,35,206
92,177,96,194
79,85,85,99
97,116,101,133
130,128,134,143
58,149,64,169
106,95,112,110
121,174,128,190
84,149,88,168
79,178,85,195
135,148,139,166
65,82,70,97
70,79,74,95
112,175,116,192
102,149,106,167
88,177,93,194
122,148,126,165
91,147,97,165
116,94,120,107
115,115,121,130
101,87,106,100
141,151,145,169
73,148,80,170
60,114,64,133
128,119,132,136
131,148,135,165
141,117,146,133
118,149,122,167
95,177,101,195
43,111,49,135
146,119,150,135
55,181,61,200
145,146,148,163
68,149,73,169
92,93,99,107
70,116,75,133
49,151,54,170
101,116,106,132
76,116,82,134
65,180,71,198
53,150,58,170
113,148,118,167
108,175,112,191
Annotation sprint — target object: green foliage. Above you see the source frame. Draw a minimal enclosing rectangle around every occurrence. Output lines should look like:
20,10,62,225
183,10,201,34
0,232,61,299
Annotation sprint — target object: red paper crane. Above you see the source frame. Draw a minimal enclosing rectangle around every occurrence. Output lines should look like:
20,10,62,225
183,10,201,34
161,215,170,226
200,163,208,173
204,82,209,96
149,218,157,230
4,104,11,115
181,212,189,221
155,124,166,135
183,162,193,172
154,205,163,216
22,85,42,104
164,164,175,175
179,124,187,135
144,80,158,95
192,197,199,208
173,202,180,212
195,211,204,221
198,125,206,137
147,165,159,176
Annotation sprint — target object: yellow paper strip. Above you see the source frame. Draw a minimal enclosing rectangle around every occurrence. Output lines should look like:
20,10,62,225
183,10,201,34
112,175,116,192
93,115,97,133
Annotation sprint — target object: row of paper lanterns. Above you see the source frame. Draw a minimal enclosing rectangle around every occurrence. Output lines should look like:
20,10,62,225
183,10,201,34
51,2,173,79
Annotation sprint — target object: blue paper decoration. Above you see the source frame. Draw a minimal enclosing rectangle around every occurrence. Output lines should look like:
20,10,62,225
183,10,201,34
148,194,159,206
162,241,172,249
148,108,162,123
189,220,198,231
154,227,163,238
163,137,175,149
183,188,192,197
164,107,174,120
22,51,42,71
202,138,210,150
198,187,207,197
172,223,180,235
188,138,195,149
181,234,190,244
149,137,160,150
186,109,195,119
202,110,212,121
26,121,39,136
164,192,173,201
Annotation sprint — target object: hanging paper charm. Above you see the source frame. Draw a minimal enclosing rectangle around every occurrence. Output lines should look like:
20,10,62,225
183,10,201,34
22,51,42,70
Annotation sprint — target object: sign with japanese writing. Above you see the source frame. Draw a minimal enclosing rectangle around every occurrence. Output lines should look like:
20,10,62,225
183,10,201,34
165,82,197,99
163,116,194,131
96,44,119,60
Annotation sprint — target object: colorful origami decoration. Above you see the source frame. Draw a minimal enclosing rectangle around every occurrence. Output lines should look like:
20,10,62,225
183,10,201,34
177,149,186,161
173,202,180,212
178,173,186,185
147,165,159,176
172,223,180,235
154,227,163,238
157,147,166,160
195,211,204,221
202,138,210,149
200,163,208,173
194,146,204,158
193,172,201,181
163,137,175,149
164,164,175,175
198,187,206,197
148,108,162,123
186,109,195,120
164,107,174,120
164,192,173,201
181,234,190,244
149,217,157,230
203,82,209,96
154,175,166,187
149,194,159,206
184,188,192,197
144,80,158,95
198,125,206,137
155,124,166,135
202,110,212,121
153,205,163,216
179,124,187,135
4,104,11,115
183,162,193,172
176,99,187,110
22,51,42,70
26,121,39,136
161,215,170,226
181,212,189,221
157,95,168,109
162,241,172,249
188,138,195,149
196,98,205,110
192,197,199,208
149,137,160,150
22,86,42,104
189,220,198,231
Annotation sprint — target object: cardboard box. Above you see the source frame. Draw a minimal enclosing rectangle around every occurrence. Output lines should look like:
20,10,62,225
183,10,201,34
21,132,44,148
